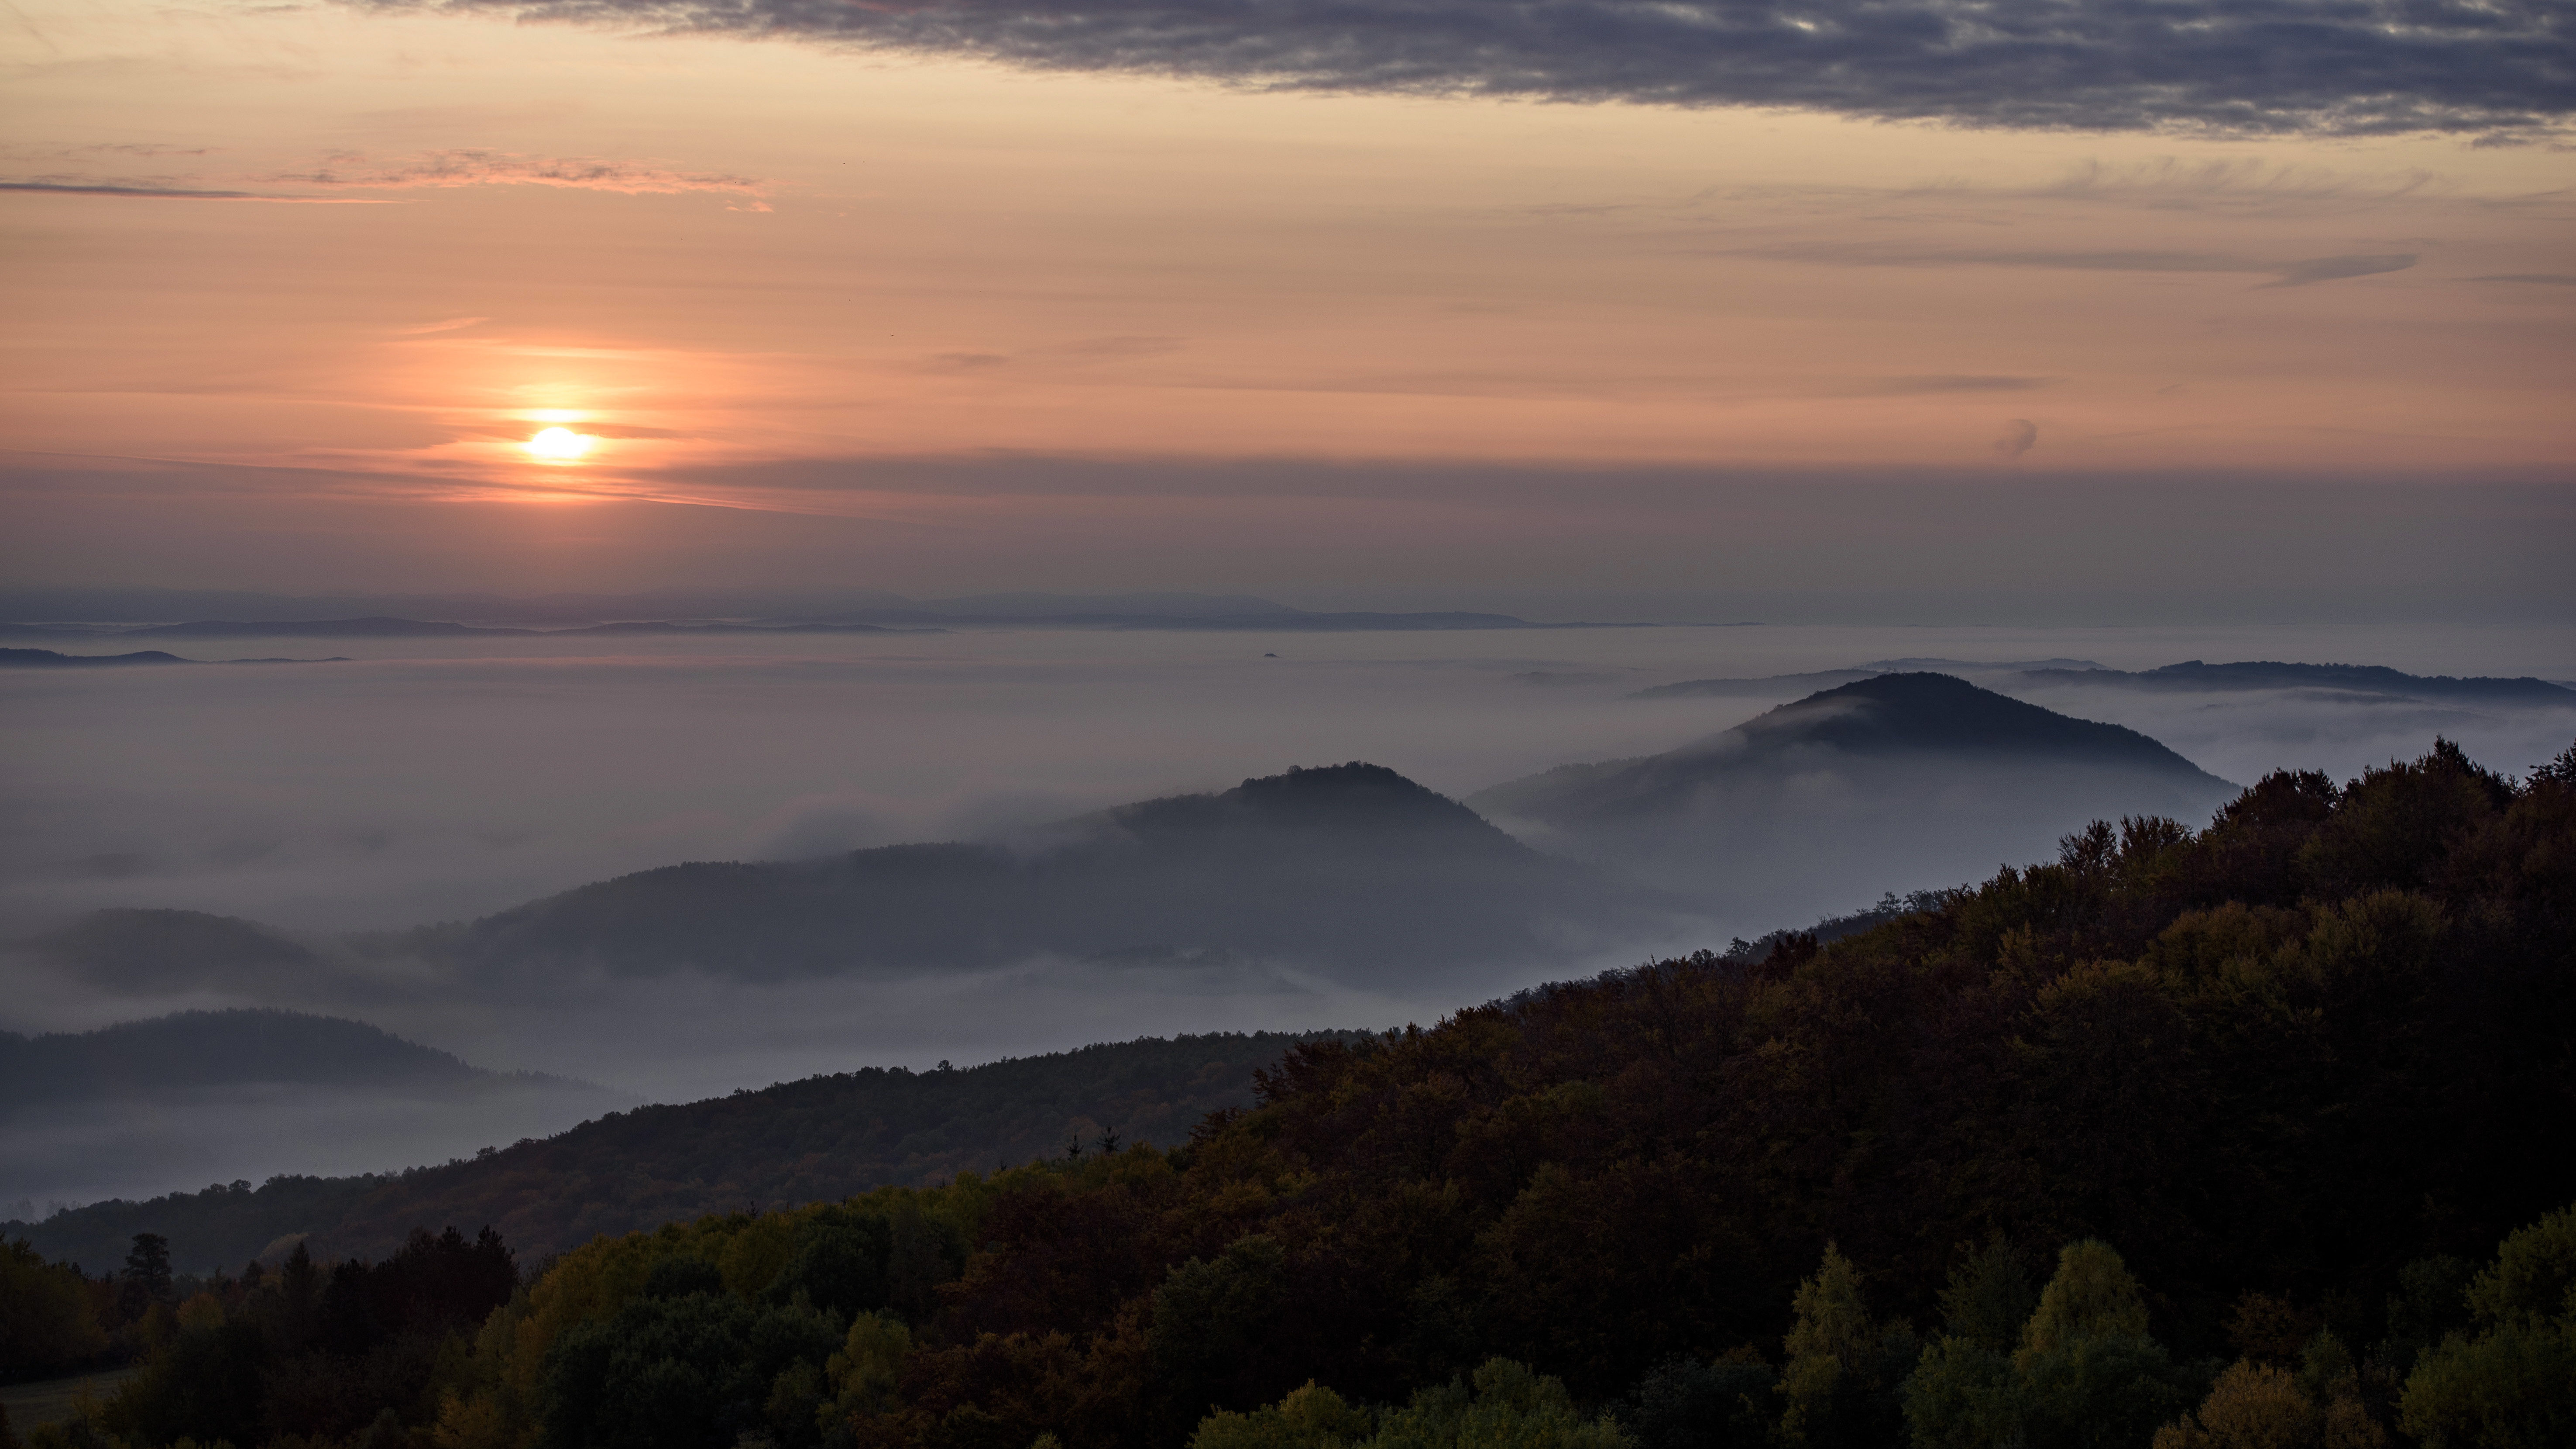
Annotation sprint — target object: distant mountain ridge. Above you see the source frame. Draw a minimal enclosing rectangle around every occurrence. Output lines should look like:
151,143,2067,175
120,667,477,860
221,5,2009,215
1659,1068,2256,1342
0,647,190,667
0,1008,628,1216
428,763,1629,983
2016,659,2576,703
26,765,1650,1000
26,687,2250,1003
1634,657,2575,706
0,1008,584,1110
1487,672,2232,823
1474,673,2241,922
2,1030,1357,1271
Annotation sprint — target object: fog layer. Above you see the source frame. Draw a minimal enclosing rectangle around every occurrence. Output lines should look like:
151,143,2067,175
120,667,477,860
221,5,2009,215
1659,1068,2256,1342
4,621,2570,1136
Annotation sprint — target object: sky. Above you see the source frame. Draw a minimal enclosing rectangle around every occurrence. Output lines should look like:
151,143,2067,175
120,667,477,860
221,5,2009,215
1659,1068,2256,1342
3,0,2573,614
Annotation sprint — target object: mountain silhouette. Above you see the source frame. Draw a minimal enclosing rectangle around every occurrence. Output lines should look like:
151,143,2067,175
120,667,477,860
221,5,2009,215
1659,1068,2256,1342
1473,673,2238,921
0,1008,587,1110
0,647,190,667
0,1008,622,1214
407,764,1642,987
2016,659,2575,704
3,1029,1346,1271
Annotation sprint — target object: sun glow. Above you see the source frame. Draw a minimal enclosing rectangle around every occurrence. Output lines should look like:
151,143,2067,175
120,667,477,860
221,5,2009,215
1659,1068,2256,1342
524,426,594,462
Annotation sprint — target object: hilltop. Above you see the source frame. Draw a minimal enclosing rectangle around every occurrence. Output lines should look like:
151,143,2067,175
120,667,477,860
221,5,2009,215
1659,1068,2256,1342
1473,673,2238,921
1486,672,2229,821
437,763,1622,982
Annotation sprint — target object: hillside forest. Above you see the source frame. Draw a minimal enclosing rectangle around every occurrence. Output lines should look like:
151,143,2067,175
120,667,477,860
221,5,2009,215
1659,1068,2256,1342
8,738,2576,1449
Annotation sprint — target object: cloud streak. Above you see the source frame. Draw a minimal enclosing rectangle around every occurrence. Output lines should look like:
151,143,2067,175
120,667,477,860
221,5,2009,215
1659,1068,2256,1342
1729,243,2420,286
362,0,2576,136
278,150,768,200
0,180,384,203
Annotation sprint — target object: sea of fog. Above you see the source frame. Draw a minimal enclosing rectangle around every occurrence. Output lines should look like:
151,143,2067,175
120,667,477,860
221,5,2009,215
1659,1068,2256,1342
5,618,2573,1202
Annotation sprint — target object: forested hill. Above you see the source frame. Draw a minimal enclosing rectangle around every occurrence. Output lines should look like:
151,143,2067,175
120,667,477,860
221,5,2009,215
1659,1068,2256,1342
3,1030,1353,1273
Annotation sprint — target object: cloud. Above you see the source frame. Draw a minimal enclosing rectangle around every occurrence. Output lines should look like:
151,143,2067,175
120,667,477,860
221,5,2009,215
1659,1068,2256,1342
0,180,382,203
1052,336,1187,360
1851,375,2053,396
274,151,769,201
2469,273,2576,286
2025,158,2446,215
1735,244,2418,286
69,144,220,159
1993,419,2039,459
360,0,2576,136
2257,253,2420,287
393,317,492,335
4,151,767,206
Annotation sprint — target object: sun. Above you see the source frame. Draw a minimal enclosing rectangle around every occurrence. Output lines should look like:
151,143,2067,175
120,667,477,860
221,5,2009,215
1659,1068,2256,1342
523,426,593,462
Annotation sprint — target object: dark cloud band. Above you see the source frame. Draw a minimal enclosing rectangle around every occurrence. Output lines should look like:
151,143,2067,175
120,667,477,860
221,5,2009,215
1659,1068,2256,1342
365,0,2573,134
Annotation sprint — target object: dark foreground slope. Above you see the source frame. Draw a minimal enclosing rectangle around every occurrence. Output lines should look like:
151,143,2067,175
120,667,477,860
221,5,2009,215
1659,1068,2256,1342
1474,672,2239,920
4,1030,1352,1271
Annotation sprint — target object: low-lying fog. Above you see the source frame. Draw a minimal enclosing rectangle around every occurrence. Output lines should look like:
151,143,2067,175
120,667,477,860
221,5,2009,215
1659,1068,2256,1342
5,618,2572,1205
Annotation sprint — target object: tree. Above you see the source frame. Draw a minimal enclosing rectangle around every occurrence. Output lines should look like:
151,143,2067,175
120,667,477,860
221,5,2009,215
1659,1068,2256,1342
1905,1241,2199,1449
1151,1235,1293,1437
543,1270,841,1449
1365,1359,1629,1449
1904,1241,2037,1449
2398,1201,2576,1449
1777,1245,1917,1449
1615,1354,1773,1449
0,1240,109,1375
2151,1335,2386,1449
119,1233,172,1318
1190,1383,1374,1449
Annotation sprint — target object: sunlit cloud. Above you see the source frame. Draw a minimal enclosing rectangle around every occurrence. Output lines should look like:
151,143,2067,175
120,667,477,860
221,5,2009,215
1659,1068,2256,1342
1721,243,2421,288
394,317,493,336
275,150,770,205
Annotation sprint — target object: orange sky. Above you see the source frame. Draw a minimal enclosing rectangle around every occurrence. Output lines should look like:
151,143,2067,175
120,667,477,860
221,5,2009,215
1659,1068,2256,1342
1,0,2571,597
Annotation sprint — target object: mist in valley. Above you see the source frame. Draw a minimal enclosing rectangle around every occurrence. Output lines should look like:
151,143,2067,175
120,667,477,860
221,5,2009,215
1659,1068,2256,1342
5,615,2572,1212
